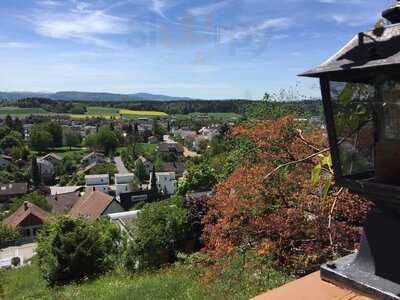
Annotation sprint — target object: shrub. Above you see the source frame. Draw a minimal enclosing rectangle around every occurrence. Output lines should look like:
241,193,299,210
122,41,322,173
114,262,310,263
0,224,20,246
37,217,125,286
125,200,188,271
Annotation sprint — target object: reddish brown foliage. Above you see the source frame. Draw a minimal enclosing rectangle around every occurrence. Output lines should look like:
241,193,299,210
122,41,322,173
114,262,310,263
202,116,373,275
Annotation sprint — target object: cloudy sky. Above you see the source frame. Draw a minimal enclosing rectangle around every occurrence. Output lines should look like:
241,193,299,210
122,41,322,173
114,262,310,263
0,0,393,99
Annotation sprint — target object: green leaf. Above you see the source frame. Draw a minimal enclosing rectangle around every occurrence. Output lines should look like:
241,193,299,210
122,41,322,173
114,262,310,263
311,164,322,185
321,177,333,199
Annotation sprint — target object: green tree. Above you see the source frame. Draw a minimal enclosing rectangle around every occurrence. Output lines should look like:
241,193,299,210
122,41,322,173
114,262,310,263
64,131,82,150
150,166,159,200
134,159,147,182
84,134,98,152
31,156,41,186
125,200,187,271
9,192,51,214
42,122,63,148
178,162,217,195
29,128,52,152
0,131,23,150
37,217,124,286
96,126,119,156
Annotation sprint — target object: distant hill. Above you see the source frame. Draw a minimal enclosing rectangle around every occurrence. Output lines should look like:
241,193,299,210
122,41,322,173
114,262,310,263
0,91,194,102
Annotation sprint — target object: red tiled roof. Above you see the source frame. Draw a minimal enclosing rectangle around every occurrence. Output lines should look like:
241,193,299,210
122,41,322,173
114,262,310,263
3,202,52,228
69,189,113,220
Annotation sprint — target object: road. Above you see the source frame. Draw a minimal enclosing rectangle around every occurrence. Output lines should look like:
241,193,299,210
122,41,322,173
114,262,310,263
114,156,130,174
163,135,201,158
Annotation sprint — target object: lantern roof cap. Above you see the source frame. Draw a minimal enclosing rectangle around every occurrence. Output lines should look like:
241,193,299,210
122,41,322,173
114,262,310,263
300,23,400,78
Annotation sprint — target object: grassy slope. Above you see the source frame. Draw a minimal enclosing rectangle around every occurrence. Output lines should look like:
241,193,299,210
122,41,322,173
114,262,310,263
0,257,292,300
174,112,241,121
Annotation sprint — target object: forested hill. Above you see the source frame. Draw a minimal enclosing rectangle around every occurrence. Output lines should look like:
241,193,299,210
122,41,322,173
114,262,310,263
0,91,193,102
9,98,322,116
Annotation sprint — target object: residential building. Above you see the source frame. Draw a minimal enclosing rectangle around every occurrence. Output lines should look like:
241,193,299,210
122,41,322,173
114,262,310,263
151,172,177,195
115,173,135,195
70,188,124,220
37,158,55,181
0,155,12,169
158,143,184,155
48,191,81,215
22,124,33,140
50,186,83,196
116,191,149,210
135,156,154,175
0,183,28,205
81,152,105,167
84,125,97,136
82,162,99,175
163,162,186,178
85,174,109,193
3,202,52,240
40,153,62,165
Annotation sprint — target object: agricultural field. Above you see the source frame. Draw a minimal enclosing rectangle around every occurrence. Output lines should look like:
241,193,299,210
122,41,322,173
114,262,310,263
120,109,168,118
0,107,49,116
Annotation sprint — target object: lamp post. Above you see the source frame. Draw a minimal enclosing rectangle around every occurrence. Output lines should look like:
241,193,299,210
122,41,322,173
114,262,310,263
301,1,400,299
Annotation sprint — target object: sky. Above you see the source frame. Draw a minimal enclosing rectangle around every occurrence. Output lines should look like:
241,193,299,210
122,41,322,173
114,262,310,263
0,0,394,99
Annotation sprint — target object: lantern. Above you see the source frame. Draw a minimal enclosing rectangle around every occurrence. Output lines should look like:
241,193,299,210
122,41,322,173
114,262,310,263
301,1,400,298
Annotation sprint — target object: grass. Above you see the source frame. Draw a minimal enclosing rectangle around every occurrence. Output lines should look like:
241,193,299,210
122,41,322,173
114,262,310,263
0,254,292,300
136,143,158,157
86,107,120,116
0,107,48,116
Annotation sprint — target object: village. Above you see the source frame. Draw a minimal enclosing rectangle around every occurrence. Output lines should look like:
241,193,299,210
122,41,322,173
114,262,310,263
0,113,224,264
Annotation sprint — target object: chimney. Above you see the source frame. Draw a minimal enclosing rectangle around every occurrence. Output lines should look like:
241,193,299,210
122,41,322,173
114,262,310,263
92,186,96,192
23,201,29,211
55,193,58,201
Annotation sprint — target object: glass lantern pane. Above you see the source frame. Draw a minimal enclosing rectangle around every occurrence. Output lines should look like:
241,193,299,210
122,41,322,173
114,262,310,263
330,81,375,177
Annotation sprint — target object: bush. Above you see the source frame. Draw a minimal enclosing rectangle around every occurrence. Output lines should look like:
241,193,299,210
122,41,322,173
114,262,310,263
125,200,188,271
37,217,125,286
0,224,20,246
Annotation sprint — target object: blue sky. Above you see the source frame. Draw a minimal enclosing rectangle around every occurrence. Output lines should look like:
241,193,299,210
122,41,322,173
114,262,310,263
0,0,393,99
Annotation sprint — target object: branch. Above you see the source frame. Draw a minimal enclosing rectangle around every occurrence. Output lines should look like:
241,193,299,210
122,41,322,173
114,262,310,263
264,147,330,180
296,129,321,152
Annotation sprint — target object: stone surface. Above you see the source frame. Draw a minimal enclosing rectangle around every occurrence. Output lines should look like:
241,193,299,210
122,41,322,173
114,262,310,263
252,272,372,300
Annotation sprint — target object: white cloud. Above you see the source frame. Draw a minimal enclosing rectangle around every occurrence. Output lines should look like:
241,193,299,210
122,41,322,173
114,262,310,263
152,0,169,20
220,18,290,44
0,42,35,49
331,13,376,26
187,1,229,17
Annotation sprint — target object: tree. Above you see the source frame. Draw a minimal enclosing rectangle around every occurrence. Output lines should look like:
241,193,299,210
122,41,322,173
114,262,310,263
178,162,217,195
37,217,124,286
84,134,98,152
42,122,63,148
9,192,51,214
134,159,147,182
5,115,13,129
31,156,41,186
96,126,119,156
0,131,23,150
150,166,159,200
64,131,81,150
29,127,52,152
125,200,187,271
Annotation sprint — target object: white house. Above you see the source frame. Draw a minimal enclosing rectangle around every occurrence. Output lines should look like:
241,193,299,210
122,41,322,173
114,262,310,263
23,124,33,140
85,174,109,193
115,173,135,195
151,172,177,195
